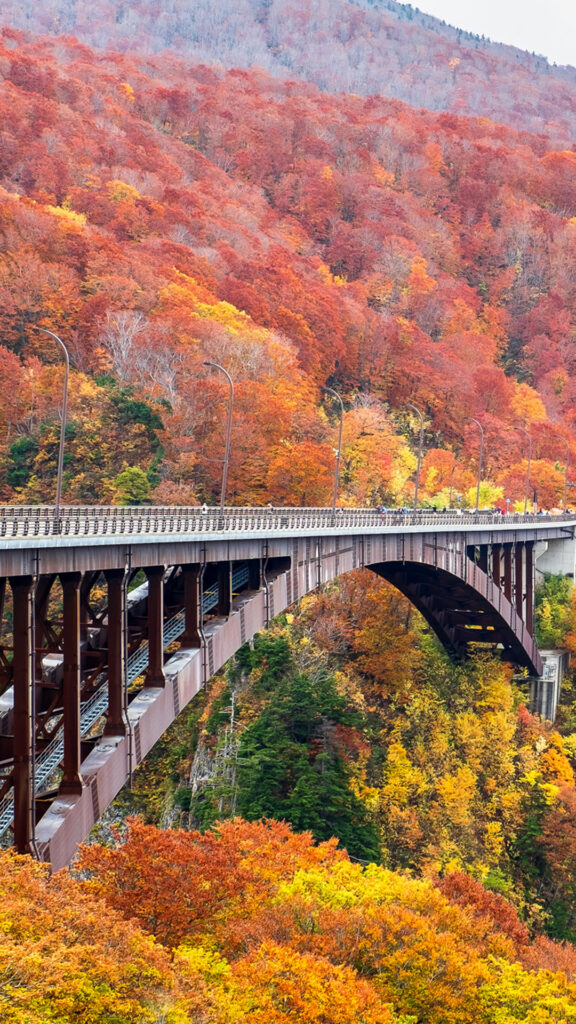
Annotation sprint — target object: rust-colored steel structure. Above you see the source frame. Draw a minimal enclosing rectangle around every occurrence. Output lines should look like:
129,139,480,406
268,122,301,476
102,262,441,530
0,505,572,868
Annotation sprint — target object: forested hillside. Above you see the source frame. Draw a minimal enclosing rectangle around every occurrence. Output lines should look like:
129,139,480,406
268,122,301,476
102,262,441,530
1,30,576,508
2,6,573,1015
1,0,576,143
4,13,576,1020
126,572,576,942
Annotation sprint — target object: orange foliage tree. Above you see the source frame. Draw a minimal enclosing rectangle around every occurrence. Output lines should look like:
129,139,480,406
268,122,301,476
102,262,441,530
77,817,345,946
0,849,178,1023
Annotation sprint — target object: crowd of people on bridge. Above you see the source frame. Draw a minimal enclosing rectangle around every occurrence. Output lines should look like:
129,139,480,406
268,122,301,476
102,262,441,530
378,505,566,516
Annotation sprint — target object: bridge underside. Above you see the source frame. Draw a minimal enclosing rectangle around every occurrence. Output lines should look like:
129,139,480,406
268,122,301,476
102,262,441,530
372,561,539,673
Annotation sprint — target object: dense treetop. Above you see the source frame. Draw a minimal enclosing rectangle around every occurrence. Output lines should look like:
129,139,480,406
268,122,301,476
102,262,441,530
1,0,576,142
1,29,575,507
5,815,576,1023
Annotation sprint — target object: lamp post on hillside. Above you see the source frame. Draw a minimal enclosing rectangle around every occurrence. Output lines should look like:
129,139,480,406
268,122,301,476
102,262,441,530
405,403,424,509
468,418,485,512
559,435,570,510
448,458,457,508
35,327,70,530
322,386,344,515
517,426,532,514
203,361,234,512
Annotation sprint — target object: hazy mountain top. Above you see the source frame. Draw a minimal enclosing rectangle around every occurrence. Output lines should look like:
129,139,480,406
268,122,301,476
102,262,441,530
2,0,576,143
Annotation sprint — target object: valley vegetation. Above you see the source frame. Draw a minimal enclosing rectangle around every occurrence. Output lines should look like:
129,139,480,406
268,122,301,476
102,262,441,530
3,19,576,1023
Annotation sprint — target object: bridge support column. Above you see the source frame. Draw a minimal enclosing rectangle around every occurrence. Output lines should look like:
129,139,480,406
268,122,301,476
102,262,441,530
514,543,525,618
525,542,534,634
248,559,262,591
0,578,5,685
144,566,165,688
11,575,34,854
34,575,55,683
492,544,501,586
182,564,202,647
0,578,6,695
59,573,83,796
80,573,97,646
104,569,126,735
478,545,488,573
217,562,232,618
503,543,513,601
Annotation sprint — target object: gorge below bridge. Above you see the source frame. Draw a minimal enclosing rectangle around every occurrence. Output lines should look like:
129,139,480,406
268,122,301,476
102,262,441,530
0,504,574,870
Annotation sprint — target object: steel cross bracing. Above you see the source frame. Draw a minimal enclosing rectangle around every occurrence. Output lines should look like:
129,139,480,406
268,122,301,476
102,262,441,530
0,565,250,839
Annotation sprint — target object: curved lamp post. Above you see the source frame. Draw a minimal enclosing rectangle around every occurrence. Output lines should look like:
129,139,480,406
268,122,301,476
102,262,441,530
405,403,424,509
468,418,485,512
203,361,234,512
559,435,570,510
517,426,532,514
322,386,344,515
448,458,457,508
35,328,70,529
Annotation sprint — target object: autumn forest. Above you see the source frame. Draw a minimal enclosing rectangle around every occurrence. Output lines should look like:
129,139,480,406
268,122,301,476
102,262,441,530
4,0,576,1020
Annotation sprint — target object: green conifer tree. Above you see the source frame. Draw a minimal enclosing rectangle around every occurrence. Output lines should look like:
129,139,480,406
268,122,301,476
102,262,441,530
236,671,381,862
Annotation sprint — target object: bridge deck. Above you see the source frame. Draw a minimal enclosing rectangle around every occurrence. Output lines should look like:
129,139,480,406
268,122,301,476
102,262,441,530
1,505,574,541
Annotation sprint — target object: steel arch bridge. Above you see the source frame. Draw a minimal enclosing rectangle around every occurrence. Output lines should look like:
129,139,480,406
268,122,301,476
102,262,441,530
0,504,573,868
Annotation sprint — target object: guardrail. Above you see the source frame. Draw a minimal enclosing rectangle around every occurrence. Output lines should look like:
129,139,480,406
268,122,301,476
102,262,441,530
0,504,572,539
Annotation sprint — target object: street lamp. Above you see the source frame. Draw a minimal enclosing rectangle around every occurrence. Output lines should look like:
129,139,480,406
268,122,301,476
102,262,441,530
405,403,424,509
322,386,344,515
448,458,457,508
516,426,532,514
35,327,70,529
468,418,485,512
203,361,234,512
558,435,570,510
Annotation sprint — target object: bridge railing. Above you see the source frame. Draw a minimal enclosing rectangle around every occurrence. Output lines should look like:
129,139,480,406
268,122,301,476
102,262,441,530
0,505,571,539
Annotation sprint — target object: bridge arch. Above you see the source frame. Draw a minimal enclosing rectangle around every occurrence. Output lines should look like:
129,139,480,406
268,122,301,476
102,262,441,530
370,560,539,673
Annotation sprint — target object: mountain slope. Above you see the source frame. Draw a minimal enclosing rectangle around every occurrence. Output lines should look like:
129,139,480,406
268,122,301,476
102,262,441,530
1,30,576,507
1,0,576,143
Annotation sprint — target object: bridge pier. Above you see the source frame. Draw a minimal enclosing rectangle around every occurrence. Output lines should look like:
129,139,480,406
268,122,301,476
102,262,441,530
10,574,34,854
503,543,513,601
34,575,55,684
59,573,83,796
514,544,524,618
144,566,166,688
530,649,571,721
181,564,202,647
79,573,92,647
535,535,576,578
104,569,126,736
217,563,232,617
525,542,534,634
492,544,501,587
248,558,262,591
